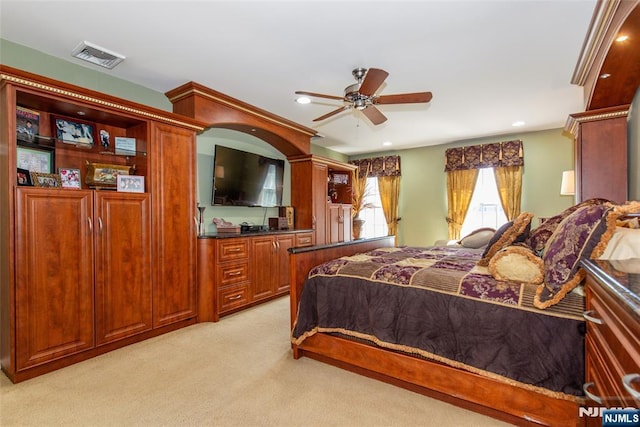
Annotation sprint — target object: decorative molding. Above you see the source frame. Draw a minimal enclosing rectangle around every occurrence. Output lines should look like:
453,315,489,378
564,105,630,136
1,72,205,132
167,84,316,138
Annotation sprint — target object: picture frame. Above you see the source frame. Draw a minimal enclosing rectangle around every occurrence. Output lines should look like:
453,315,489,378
59,167,82,189
16,146,53,173
16,106,40,143
52,115,96,146
85,161,133,189
117,175,145,193
114,137,136,155
30,172,62,188
17,168,33,186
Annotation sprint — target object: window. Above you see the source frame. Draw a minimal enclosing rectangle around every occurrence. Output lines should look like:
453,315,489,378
359,177,388,238
257,164,277,206
460,168,507,237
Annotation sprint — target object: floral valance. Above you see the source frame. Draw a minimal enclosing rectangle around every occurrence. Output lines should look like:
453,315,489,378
444,140,524,172
350,155,401,177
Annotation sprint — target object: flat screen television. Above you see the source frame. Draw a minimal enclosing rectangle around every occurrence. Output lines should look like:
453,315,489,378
212,145,285,207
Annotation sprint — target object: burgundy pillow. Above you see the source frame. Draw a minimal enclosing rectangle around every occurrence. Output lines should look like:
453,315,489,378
534,203,615,309
526,198,611,254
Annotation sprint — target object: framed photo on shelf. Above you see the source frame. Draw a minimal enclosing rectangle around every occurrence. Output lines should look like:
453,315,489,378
30,172,62,188
52,115,96,146
85,162,133,189
114,137,136,155
59,168,82,189
16,146,53,173
16,106,40,143
117,175,144,193
17,168,33,186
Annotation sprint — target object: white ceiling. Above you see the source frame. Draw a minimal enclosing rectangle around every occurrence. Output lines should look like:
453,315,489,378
0,0,597,155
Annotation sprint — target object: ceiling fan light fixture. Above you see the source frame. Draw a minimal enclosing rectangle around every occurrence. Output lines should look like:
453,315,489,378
296,96,311,104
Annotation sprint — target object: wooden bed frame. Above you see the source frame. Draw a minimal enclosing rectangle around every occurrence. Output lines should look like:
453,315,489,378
288,237,584,427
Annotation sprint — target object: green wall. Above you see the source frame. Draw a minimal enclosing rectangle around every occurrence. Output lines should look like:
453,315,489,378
351,128,575,246
1,39,170,110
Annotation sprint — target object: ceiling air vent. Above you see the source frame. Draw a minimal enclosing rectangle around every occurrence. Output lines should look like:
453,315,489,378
71,41,125,69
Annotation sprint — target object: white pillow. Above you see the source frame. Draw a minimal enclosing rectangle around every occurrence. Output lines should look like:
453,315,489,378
458,227,496,249
598,227,640,260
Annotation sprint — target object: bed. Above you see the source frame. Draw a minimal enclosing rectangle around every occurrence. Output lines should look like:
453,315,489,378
288,201,640,426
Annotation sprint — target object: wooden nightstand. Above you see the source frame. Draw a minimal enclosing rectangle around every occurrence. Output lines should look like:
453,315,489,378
580,259,640,426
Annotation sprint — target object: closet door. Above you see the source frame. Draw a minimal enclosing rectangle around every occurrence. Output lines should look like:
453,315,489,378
15,188,94,369
150,122,197,327
95,192,152,345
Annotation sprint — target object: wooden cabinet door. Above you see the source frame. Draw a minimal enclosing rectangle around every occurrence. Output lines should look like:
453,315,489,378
150,123,197,327
94,192,152,345
577,116,628,203
312,162,328,245
341,205,352,243
327,204,341,244
15,188,94,370
275,234,294,294
251,236,276,301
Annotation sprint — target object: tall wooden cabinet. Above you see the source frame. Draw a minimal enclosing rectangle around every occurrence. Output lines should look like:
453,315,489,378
290,155,355,245
150,123,198,327
0,66,205,382
568,106,629,204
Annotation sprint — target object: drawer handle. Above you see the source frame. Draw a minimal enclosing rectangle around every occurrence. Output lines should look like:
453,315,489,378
300,238,310,243
228,248,241,253
227,271,242,276
228,294,242,301
622,374,640,399
582,310,604,325
583,382,603,404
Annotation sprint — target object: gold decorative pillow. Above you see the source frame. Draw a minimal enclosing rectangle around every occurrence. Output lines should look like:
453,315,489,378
477,212,534,266
488,245,543,284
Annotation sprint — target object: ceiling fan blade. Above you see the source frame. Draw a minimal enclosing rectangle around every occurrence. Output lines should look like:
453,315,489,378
361,105,387,125
358,68,389,97
375,92,433,105
295,91,345,101
313,106,349,122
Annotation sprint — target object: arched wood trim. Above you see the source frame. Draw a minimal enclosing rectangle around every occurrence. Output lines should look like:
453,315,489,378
165,81,316,158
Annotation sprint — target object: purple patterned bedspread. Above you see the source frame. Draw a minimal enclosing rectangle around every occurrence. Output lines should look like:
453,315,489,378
292,246,585,398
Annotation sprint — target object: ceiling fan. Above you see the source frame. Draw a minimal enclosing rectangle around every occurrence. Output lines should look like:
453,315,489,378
295,67,433,125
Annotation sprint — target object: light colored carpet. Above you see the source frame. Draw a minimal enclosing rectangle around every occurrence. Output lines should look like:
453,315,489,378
1,296,509,426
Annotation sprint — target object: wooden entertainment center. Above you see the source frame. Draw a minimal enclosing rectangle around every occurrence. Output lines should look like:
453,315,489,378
0,66,209,382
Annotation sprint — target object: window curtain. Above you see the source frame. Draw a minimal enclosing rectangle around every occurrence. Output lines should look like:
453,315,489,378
377,175,401,238
446,169,479,240
444,140,523,238
494,165,523,220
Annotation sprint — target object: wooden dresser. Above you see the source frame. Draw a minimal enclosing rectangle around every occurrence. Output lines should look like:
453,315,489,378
581,259,640,425
197,230,315,321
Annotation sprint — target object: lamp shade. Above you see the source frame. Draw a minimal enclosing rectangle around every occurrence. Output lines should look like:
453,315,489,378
560,170,575,196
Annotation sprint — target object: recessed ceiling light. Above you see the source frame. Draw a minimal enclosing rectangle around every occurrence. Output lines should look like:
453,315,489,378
296,97,311,104
616,35,629,42
382,141,392,146
512,121,525,127
600,73,611,79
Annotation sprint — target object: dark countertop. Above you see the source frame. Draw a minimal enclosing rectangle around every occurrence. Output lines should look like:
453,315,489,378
198,229,314,239
581,258,640,321
288,236,395,254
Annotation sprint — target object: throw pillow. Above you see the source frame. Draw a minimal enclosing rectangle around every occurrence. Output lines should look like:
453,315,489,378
533,203,617,309
526,198,611,255
488,245,544,284
458,227,496,249
477,212,534,267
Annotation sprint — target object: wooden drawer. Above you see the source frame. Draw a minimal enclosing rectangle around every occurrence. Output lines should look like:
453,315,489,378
295,232,314,247
216,239,249,262
585,275,640,406
218,284,248,314
216,261,249,287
